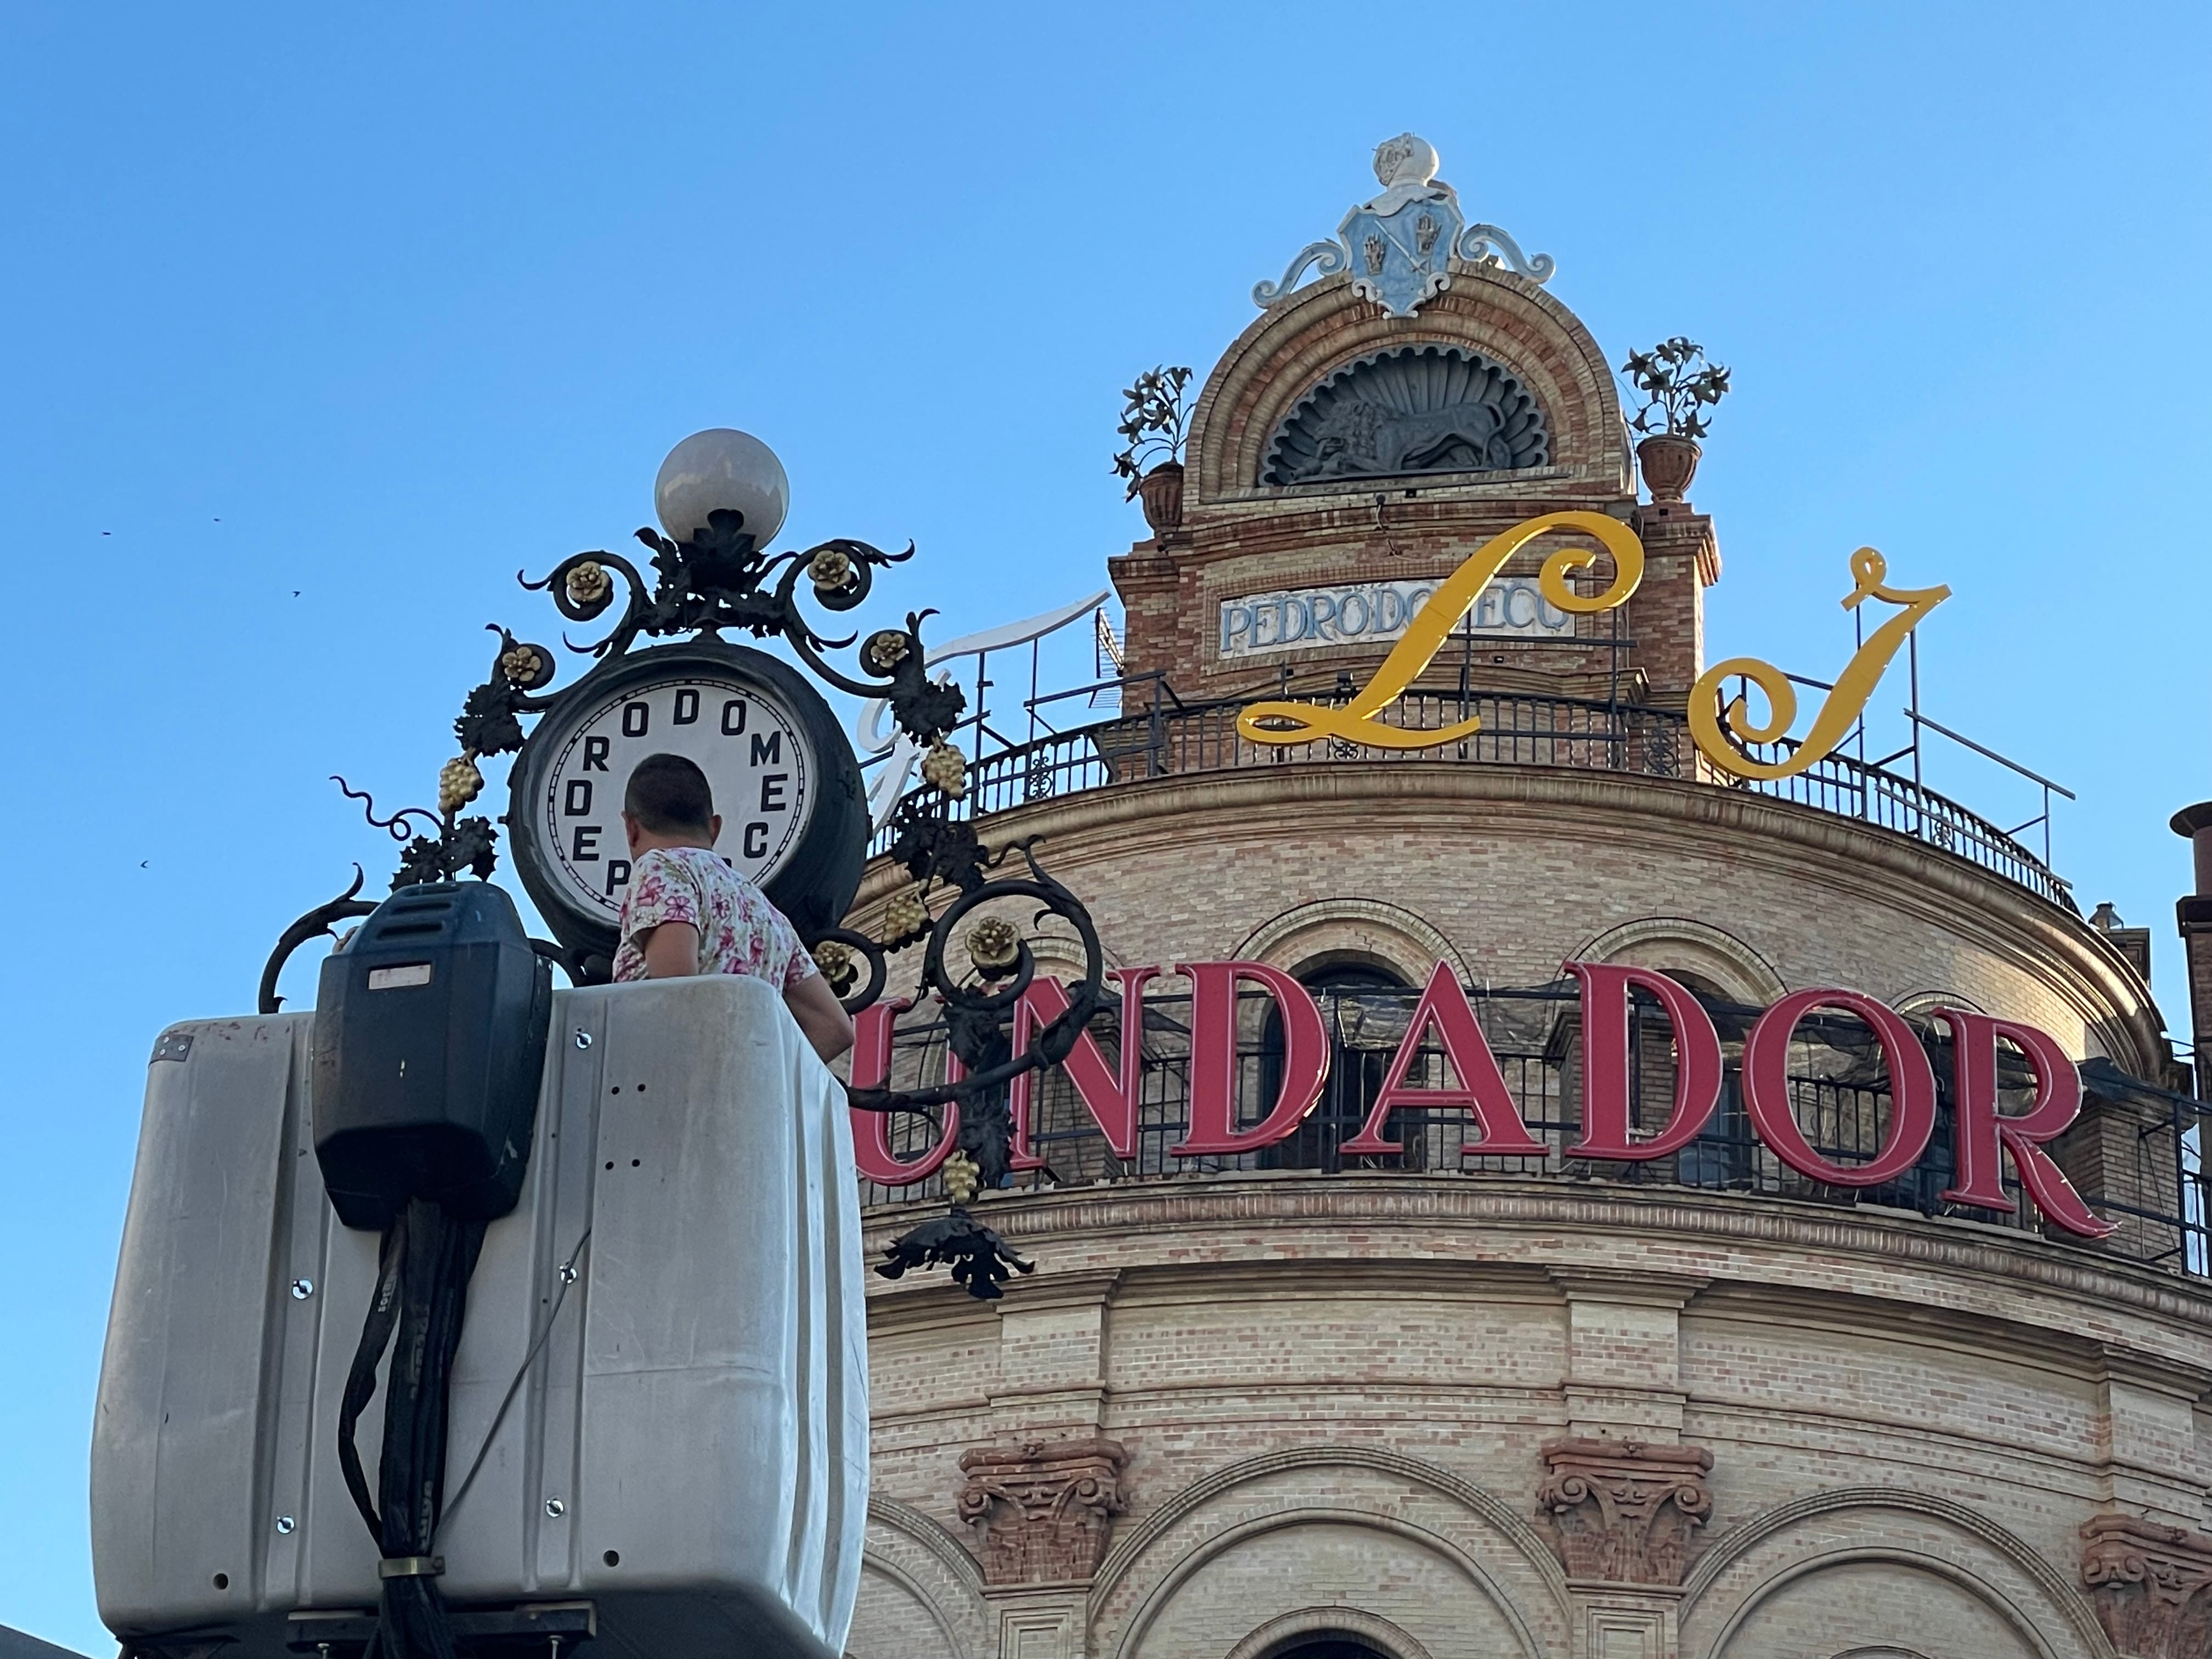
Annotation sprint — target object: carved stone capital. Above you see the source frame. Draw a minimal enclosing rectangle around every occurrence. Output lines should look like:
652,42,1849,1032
1537,1437,1713,1585
956,1437,1128,1585
2081,1512,2212,1657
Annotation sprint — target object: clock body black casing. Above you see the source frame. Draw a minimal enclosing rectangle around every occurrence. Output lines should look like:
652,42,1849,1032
507,640,867,963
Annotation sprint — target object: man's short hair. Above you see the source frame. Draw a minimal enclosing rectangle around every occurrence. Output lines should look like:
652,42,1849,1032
624,753,714,834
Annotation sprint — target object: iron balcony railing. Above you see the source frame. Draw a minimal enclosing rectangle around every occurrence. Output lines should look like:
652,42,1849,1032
872,686,2075,912
860,983,2205,1276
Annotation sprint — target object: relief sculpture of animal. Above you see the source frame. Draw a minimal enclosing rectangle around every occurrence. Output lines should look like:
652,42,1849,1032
1293,397,1516,480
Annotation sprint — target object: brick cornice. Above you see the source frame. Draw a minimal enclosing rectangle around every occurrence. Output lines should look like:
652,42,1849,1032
1630,501,1721,586
1545,1267,1710,1308
862,1175,2212,1348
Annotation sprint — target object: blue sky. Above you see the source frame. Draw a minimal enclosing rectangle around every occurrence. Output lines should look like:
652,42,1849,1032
3,2,2209,1646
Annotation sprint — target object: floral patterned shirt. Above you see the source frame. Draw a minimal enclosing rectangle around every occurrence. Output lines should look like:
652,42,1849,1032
612,845,818,991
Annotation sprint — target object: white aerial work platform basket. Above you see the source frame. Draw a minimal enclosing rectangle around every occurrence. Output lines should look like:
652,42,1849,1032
93,974,869,1659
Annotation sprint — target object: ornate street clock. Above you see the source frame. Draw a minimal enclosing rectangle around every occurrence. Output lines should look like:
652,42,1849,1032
509,640,866,962
274,426,1101,1298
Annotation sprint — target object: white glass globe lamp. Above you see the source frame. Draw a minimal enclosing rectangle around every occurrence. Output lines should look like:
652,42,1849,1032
653,428,789,546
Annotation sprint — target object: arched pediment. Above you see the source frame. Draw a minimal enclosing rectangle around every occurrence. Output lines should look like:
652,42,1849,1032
1185,264,1631,511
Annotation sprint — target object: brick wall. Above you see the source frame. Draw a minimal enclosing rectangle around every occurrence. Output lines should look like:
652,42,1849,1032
850,1178,2203,1658
839,252,2182,1659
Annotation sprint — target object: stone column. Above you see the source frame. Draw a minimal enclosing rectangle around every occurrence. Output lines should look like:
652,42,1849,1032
989,1268,1118,1438
1534,1438,1714,1659
1540,1272,1715,1658
945,1269,1125,1658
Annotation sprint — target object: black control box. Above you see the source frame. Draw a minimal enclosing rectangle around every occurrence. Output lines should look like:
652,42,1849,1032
312,882,552,1229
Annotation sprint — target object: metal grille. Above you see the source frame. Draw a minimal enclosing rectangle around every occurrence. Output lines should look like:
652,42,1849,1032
873,689,2074,912
856,983,2203,1274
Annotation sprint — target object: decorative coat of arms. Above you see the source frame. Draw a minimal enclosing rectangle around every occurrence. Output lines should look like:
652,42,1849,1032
1254,134,1555,319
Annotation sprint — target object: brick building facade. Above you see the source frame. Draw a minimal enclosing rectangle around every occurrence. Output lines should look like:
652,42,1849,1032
834,142,2211,1659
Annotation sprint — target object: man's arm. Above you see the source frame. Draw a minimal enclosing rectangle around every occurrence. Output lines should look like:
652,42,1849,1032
785,973,856,1062
634,921,700,980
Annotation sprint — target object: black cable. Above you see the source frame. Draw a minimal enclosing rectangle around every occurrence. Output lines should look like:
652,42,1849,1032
337,1200,487,1659
337,1221,408,1538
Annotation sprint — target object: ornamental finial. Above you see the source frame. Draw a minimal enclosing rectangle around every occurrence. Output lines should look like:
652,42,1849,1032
1252,134,1555,318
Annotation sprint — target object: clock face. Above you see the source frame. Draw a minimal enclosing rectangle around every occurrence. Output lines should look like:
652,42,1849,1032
535,673,812,927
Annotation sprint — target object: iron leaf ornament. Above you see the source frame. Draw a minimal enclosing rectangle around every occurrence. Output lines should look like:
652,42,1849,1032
1621,337,1732,439
265,456,1113,1298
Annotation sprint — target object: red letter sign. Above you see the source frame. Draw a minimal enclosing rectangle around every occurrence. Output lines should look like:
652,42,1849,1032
1742,988,1937,1187
846,998,959,1185
1008,968,1161,1161
1169,961,1329,1156
1562,961,1724,1160
1937,1008,2114,1238
1341,961,1545,1156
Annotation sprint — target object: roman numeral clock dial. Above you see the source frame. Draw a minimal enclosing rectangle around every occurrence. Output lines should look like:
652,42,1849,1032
509,641,866,963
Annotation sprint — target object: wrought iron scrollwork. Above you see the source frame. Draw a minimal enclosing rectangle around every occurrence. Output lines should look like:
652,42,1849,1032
314,508,974,896
276,489,1110,1299
329,772,500,890
835,811,1107,1300
258,864,379,1014
523,511,910,682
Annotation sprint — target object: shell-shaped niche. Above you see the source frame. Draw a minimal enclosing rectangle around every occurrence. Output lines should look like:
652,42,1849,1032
1261,345,1550,486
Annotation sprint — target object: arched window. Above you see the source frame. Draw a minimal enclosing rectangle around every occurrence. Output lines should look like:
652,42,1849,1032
1269,1640,1394,1659
1667,968,1755,1192
1259,963,1415,1172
